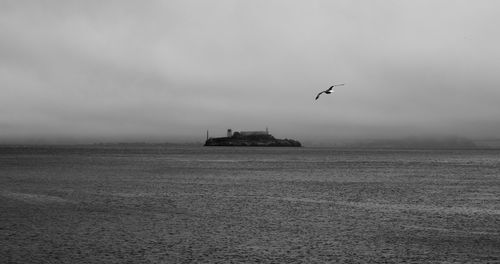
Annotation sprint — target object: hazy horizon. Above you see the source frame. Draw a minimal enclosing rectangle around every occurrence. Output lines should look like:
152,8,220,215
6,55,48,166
2,1,500,144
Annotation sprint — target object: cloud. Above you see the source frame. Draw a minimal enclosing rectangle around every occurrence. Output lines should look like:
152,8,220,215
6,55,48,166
1,0,500,143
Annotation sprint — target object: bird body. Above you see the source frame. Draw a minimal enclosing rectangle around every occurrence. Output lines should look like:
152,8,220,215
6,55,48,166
315,83,344,100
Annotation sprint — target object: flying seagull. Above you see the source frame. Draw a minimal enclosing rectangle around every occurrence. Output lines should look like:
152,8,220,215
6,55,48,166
315,84,345,100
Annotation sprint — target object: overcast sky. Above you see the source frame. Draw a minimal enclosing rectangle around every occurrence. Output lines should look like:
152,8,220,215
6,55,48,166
1,0,500,143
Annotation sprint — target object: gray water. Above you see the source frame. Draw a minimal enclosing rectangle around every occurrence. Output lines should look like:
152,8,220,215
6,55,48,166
1,146,499,263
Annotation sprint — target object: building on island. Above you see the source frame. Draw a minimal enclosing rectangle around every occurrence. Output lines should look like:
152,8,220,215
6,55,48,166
205,127,300,147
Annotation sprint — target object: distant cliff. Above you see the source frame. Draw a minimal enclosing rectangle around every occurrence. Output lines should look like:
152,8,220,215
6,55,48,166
348,136,477,149
205,133,301,147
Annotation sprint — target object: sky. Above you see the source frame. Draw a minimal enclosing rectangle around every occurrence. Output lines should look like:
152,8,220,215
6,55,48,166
1,0,500,144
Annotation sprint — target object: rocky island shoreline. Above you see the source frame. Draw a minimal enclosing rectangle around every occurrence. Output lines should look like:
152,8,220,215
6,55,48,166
204,129,301,147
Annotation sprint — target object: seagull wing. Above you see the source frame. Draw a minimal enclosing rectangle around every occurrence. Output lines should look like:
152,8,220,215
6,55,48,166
315,84,345,100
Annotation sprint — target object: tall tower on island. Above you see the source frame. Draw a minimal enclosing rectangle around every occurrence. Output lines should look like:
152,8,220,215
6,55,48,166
227,129,232,137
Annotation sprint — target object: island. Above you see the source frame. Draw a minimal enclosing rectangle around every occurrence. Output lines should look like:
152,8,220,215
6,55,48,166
204,129,301,147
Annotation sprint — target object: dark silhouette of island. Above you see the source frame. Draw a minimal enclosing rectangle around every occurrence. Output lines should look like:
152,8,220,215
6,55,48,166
205,129,301,147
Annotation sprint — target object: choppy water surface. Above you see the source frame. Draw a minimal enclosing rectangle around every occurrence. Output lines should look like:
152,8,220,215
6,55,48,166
1,146,499,263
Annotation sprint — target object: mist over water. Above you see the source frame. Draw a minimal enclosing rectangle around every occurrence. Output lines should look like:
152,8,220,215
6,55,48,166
2,2,500,263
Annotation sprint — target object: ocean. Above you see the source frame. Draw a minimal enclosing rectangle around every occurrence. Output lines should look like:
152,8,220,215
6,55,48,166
1,146,499,263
